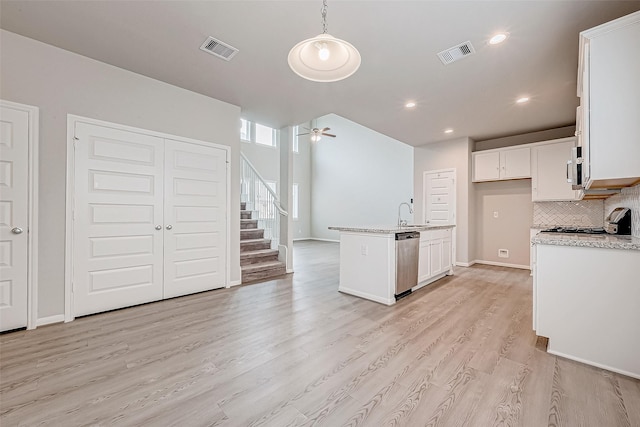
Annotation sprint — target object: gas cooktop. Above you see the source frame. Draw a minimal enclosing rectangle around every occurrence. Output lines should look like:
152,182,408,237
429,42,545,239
540,226,607,234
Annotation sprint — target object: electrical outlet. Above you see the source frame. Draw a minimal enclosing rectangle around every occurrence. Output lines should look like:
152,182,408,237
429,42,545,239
498,249,509,258
493,211,499,218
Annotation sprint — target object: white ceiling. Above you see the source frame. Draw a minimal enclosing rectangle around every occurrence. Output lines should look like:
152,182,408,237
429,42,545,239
1,1,639,146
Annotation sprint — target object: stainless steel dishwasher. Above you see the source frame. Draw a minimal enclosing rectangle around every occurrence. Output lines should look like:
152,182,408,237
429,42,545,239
395,231,420,299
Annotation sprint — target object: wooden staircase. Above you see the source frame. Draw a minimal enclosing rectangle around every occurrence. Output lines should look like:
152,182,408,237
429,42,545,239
240,202,287,283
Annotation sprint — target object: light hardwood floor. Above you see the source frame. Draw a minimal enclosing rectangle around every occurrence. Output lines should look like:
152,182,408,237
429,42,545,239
1,240,639,426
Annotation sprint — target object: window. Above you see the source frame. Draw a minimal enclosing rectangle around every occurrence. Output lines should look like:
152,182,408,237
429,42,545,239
255,123,276,147
240,119,250,141
293,126,299,153
240,119,277,147
292,183,299,220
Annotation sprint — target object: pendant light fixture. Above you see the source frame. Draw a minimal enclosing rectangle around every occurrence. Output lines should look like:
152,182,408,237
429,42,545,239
288,0,361,82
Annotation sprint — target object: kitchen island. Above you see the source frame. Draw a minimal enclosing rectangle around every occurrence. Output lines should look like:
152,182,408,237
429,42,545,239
532,232,640,378
329,225,455,305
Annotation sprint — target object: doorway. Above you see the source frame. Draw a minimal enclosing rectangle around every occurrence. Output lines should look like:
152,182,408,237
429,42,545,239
423,169,456,264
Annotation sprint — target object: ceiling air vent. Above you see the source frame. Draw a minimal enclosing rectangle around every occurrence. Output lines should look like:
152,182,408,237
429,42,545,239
199,36,239,61
437,41,475,65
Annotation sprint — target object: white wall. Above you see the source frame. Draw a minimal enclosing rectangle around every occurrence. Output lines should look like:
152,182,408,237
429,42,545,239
474,180,533,267
414,137,476,265
0,30,241,319
310,114,414,241
293,128,311,239
241,139,280,186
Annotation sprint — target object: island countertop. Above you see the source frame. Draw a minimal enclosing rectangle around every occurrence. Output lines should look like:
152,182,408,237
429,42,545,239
328,224,455,234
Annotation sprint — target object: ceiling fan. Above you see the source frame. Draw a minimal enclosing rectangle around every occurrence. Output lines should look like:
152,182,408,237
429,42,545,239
297,126,336,142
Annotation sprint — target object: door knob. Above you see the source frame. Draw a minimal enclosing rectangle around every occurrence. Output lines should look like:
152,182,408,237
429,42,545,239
166,225,173,230
11,227,24,234
155,225,162,230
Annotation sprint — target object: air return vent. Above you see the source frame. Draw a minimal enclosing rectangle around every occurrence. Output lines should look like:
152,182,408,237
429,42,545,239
437,41,475,65
200,36,239,61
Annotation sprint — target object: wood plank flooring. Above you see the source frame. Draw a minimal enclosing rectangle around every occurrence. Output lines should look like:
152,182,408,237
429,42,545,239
1,240,639,426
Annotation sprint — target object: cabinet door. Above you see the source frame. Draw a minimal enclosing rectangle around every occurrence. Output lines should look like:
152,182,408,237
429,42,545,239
532,141,577,201
430,240,443,276
442,239,451,272
501,147,531,179
473,151,500,182
418,240,431,283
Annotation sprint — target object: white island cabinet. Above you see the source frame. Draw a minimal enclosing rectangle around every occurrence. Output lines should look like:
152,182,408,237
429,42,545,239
329,225,454,305
532,233,640,378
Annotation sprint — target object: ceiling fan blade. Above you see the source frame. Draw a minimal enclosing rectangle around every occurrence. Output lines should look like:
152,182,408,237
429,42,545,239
320,127,330,132
297,132,310,136
322,133,336,137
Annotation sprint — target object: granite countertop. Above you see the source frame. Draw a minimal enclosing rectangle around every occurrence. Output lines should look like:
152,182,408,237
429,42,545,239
328,224,455,234
532,232,640,251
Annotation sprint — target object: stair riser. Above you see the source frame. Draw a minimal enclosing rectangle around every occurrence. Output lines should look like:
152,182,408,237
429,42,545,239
240,253,279,266
242,266,287,283
241,211,252,219
240,202,246,210
241,220,258,230
240,241,271,252
241,229,264,240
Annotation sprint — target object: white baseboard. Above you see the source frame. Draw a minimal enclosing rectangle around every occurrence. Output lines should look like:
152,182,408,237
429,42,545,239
474,260,531,270
307,238,340,243
293,238,312,242
547,349,640,380
456,261,476,267
228,279,242,288
339,287,394,306
36,314,65,327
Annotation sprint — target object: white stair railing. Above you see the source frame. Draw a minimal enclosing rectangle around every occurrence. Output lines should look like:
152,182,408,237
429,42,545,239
240,152,288,250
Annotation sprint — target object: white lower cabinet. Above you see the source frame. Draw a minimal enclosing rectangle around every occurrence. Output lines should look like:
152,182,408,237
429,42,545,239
535,243,640,378
418,240,431,282
419,228,453,284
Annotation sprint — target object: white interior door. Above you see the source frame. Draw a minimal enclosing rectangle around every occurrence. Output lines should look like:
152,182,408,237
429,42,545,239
163,139,227,298
0,106,29,331
73,123,164,317
424,170,456,225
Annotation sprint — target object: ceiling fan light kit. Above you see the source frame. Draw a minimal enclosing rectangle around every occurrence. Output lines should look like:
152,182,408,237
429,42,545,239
288,0,361,82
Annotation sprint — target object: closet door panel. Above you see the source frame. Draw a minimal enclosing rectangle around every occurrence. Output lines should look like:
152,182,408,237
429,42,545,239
73,123,164,317
163,139,227,298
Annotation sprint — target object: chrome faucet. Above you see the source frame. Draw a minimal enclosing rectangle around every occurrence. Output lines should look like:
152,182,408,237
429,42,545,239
397,202,414,227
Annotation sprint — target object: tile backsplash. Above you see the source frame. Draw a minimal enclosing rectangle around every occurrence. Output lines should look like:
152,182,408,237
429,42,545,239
533,200,604,227
605,183,640,237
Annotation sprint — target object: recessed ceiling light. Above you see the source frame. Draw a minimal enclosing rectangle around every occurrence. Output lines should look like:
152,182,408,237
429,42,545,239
516,97,530,104
489,33,508,45
444,129,454,134
405,102,416,108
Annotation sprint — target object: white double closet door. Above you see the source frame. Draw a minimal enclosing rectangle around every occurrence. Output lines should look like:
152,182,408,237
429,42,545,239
73,122,227,317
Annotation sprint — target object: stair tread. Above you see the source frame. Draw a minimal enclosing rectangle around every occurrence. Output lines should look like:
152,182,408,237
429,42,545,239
241,260,286,272
240,238,270,243
240,249,279,257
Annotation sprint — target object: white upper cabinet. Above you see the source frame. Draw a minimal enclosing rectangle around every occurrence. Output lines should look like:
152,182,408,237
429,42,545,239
472,146,530,182
501,147,531,180
532,138,578,201
578,11,640,189
473,151,500,181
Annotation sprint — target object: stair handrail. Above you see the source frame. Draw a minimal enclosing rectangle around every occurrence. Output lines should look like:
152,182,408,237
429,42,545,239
240,152,288,216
